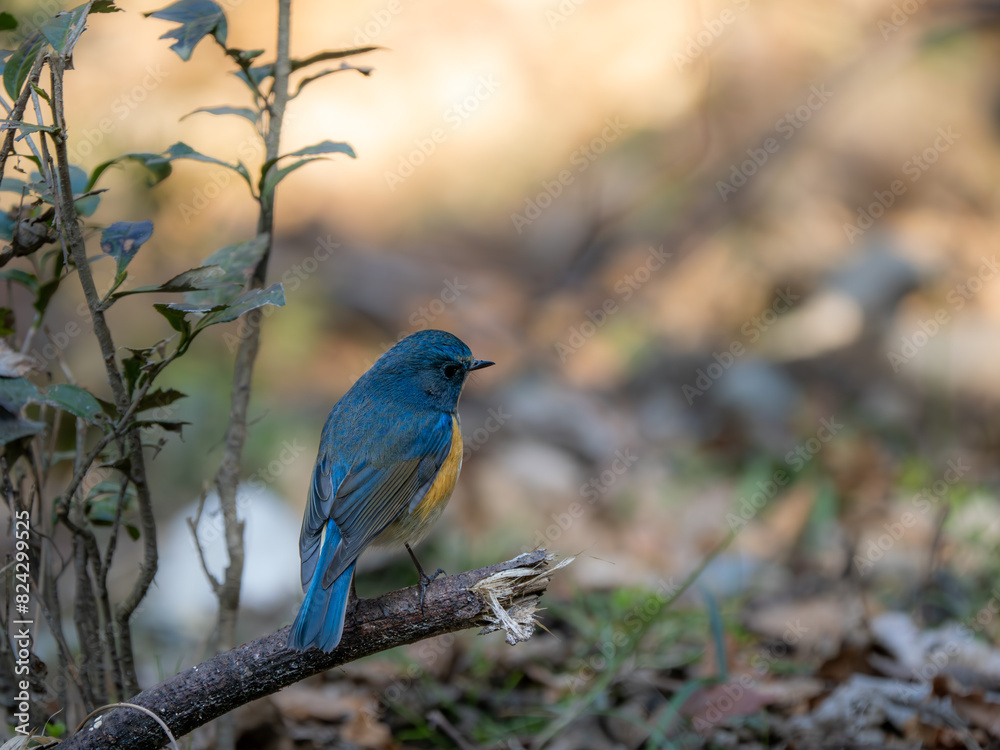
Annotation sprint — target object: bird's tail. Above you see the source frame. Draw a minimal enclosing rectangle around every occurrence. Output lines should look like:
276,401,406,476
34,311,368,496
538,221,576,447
287,520,356,652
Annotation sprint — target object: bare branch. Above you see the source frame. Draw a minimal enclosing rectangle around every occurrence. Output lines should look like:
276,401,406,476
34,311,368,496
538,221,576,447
56,551,562,750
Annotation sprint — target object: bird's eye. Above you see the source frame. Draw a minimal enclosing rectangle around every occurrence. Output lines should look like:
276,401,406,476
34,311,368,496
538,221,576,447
442,363,461,378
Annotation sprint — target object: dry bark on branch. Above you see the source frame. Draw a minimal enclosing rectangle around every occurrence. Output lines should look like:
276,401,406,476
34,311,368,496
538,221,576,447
55,550,564,750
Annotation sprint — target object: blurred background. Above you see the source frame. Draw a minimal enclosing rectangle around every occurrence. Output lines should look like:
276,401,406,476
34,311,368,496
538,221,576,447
5,0,1000,744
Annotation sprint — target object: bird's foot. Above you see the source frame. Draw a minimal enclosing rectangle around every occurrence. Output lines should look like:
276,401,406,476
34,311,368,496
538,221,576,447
406,542,446,615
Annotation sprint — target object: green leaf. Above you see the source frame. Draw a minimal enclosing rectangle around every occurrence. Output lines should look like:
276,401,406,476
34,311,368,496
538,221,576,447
44,384,103,423
146,0,227,61
283,140,358,160
0,12,18,31
185,235,268,306
11,123,57,139
91,141,252,190
232,64,272,94
196,282,284,329
88,152,172,189
101,221,154,275
85,483,133,525
260,158,324,201
182,105,258,124
289,46,378,72
161,141,252,185
0,377,42,411
121,348,152,396
0,177,28,193
0,308,14,337
260,140,355,200
153,303,194,336
38,2,90,55
90,1,123,13
35,277,62,316
0,269,39,292
3,32,45,100
0,378,45,445
125,524,141,540
0,413,45,445
135,387,186,412
110,264,236,300
293,63,374,97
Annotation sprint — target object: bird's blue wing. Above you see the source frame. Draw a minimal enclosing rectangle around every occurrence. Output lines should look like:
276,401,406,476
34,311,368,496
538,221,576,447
298,410,455,592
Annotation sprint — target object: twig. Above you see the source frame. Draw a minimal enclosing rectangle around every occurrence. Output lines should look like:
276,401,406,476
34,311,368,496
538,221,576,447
56,550,560,750
211,8,292,750
48,50,156,698
0,53,44,189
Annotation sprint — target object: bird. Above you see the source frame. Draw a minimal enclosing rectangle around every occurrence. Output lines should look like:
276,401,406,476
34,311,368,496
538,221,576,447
286,329,494,652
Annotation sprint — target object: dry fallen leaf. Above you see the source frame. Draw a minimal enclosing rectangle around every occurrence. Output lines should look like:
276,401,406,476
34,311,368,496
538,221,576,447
0,340,42,378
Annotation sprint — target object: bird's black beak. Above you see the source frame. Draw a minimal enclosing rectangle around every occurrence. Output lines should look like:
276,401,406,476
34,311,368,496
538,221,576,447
469,359,494,371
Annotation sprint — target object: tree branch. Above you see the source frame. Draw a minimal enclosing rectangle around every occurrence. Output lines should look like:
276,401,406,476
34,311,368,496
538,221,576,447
57,550,561,750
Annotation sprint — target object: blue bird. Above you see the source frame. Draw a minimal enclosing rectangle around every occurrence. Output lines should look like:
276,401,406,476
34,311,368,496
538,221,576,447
287,329,494,651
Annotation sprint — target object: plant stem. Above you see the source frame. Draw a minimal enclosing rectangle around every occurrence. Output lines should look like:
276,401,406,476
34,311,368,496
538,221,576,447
211,2,292,748
48,52,156,698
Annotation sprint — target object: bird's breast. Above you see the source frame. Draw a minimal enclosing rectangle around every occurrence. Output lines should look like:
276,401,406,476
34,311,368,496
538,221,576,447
373,414,463,548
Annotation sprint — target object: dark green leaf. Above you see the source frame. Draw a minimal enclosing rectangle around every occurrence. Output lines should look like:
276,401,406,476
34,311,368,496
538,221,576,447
12,123,57,139
260,158,322,201
0,269,39,291
196,282,284,329
153,303,193,336
3,32,45,100
289,46,378,72
160,141,252,185
146,0,227,61
284,140,357,159
0,308,14,337
38,3,90,55
0,12,17,31
0,177,28,193
0,377,42,411
182,105,258,124
293,63,373,97
34,277,62,316
89,142,252,189
135,418,189,434
90,1,122,13
232,64,272,93
110,264,234,300
260,141,355,200
45,384,103,423
135,387,186,412
125,524,141,540
88,152,172,190
101,221,154,275
185,235,268,306
0,413,45,445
